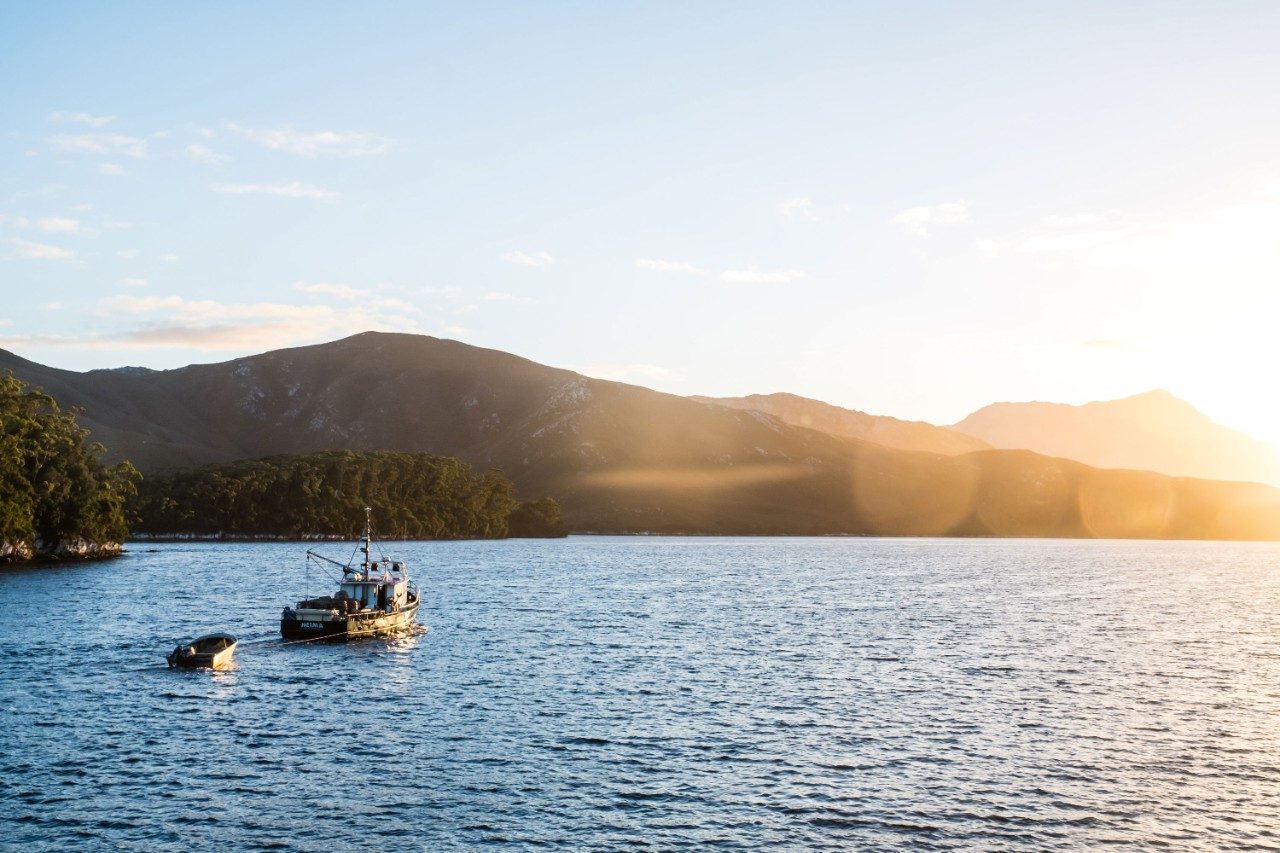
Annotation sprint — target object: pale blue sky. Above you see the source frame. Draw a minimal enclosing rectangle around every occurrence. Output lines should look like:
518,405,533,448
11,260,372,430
4,2,1280,440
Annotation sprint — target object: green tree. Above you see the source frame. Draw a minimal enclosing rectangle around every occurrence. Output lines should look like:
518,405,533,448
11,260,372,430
131,450,549,540
507,496,567,538
0,373,139,558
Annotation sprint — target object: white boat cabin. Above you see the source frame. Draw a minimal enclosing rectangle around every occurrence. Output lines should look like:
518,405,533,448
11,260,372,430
340,562,410,612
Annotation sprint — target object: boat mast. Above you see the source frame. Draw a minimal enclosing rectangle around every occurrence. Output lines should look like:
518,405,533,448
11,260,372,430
361,505,372,573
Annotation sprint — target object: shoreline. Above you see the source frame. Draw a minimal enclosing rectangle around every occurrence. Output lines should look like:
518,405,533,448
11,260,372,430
127,532,565,542
1,539,124,564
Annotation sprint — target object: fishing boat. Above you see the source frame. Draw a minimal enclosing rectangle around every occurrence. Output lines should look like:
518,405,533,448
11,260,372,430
279,507,420,641
167,633,238,669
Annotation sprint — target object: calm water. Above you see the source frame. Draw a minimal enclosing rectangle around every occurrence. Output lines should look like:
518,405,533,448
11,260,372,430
4,537,1280,850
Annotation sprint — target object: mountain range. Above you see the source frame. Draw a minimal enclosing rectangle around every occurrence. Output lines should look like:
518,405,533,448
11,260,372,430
3,332,1279,539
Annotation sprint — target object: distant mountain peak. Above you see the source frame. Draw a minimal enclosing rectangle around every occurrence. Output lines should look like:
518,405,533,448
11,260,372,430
953,390,1279,486
1129,388,1177,400
1110,388,1192,409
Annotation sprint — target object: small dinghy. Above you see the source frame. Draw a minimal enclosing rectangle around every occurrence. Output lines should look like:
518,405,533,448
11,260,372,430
167,633,237,669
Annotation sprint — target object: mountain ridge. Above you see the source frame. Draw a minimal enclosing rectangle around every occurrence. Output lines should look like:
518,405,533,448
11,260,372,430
692,392,989,456
952,390,1280,487
4,332,1280,539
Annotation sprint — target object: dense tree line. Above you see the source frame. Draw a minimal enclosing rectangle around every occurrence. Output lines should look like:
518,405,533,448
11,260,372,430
507,496,566,538
132,450,566,539
0,374,139,558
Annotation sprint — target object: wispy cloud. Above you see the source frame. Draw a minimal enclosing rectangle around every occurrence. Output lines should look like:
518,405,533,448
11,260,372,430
122,277,148,288
48,110,116,127
97,294,332,322
227,123,392,157
117,249,141,259
1043,212,1112,228
49,132,148,159
637,258,702,273
8,214,100,236
638,258,805,283
211,181,339,200
720,268,806,284
293,281,417,313
185,143,230,165
484,291,535,303
369,297,419,313
977,182,1280,294
33,216,80,233
8,238,76,261
776,197,819,220
502,250,554,267
0,293,421,352
293,281,370,299
99,163,125,176
8,184,66,202
776,197,849,221
891,201,970,236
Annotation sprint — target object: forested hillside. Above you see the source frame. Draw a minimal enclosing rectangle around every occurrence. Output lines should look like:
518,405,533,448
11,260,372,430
0,374,138,561
130,450,565,539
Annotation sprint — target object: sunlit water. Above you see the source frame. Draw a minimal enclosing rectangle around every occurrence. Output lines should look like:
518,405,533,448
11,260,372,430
4,537,1280,850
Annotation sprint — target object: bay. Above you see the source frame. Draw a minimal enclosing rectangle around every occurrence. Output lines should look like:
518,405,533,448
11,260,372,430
3,537,1280,850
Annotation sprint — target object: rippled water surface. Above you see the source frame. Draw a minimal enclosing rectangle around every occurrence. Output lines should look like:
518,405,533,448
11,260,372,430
5,537,1280,850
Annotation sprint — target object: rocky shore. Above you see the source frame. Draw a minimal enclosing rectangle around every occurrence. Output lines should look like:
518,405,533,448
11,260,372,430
128,532,350,542
1,538,124,563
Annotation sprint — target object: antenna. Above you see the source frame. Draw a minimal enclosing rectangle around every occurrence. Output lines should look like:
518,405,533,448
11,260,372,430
362,506,372,572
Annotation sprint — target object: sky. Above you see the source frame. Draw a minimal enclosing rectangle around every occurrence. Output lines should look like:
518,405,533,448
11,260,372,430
3,2,1280,443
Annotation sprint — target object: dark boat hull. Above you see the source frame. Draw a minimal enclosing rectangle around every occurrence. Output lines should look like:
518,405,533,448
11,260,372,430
167,650,232,668
280,600,420,641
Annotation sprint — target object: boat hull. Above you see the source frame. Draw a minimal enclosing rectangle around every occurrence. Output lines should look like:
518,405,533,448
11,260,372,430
280,600,420,641
167,634,237,669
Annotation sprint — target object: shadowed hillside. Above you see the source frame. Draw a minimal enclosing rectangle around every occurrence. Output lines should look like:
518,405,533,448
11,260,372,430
693,392,988,456
953,391,1280,487
5,333,1280,539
